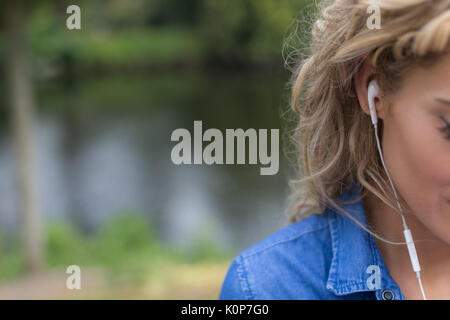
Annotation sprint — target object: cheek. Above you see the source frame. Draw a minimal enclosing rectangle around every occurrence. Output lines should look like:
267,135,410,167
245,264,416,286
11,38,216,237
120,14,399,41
409,124,448,183
383,108,446,205
409,119,450,187
380,100,450,243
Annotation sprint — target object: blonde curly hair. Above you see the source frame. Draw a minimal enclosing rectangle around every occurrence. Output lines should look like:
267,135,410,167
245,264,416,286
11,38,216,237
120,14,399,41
287,0,450,241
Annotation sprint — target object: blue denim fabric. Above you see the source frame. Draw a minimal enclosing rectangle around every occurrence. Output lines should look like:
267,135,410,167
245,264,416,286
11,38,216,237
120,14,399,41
218,183,407,300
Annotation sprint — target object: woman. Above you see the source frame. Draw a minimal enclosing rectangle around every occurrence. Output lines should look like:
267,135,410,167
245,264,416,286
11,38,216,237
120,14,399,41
219,0,450,300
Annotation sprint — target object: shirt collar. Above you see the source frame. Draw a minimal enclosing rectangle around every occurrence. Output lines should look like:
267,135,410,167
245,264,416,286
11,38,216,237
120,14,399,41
325,183,406,299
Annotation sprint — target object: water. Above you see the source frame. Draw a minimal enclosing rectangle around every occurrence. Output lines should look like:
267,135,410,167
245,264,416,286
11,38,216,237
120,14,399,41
0,71,295,254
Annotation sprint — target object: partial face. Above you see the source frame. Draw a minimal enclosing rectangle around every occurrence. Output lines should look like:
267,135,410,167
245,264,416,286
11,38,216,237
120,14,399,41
381,52,450,244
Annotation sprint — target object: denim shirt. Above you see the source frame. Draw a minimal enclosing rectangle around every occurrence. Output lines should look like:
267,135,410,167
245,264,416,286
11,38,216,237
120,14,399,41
218,183,407,300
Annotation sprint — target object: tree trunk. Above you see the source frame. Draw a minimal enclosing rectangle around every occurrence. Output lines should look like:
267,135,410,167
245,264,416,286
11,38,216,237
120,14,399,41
4,1,44,274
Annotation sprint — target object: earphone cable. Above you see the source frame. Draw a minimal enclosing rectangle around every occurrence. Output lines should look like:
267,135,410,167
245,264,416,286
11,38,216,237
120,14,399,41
374,123,427,300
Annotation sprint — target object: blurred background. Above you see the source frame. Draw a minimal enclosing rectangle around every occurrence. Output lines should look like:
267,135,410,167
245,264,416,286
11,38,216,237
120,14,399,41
0,0,314,299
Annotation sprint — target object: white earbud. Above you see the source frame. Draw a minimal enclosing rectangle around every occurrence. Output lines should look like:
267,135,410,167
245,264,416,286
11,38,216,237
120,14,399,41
367,79,427,300
368,79,379,126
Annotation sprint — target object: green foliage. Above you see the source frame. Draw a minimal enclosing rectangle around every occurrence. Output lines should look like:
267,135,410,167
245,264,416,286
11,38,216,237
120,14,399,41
147,0,203,27
92,213,157,265
46,222,90,267
0,251,25,282
86,213,158,285
199,0,313,64
44,212,159,278
0,212,231,285
188,231,231,262
0,233,26,281
69,29,200,67
4,0,317,75
30,26,202,73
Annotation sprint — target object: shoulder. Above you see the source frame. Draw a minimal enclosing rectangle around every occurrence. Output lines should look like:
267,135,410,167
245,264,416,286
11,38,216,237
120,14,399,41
218,212,335,300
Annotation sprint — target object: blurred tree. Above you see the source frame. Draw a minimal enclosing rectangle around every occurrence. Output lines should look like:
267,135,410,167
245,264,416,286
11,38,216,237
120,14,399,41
147,0,203,27
2,0,45,274
199,0,313,66
199,0,254,65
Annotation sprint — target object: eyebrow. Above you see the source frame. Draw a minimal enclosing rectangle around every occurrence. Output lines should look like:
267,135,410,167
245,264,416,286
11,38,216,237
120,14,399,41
436,98,450,106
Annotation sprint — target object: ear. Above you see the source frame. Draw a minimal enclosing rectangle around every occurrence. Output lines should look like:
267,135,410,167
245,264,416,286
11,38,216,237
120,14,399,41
354,55,387,120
